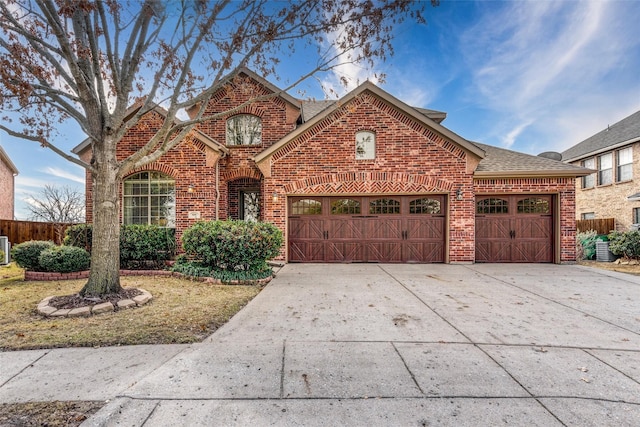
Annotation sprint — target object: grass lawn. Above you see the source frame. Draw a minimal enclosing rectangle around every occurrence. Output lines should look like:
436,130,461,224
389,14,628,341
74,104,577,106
0,263,262,351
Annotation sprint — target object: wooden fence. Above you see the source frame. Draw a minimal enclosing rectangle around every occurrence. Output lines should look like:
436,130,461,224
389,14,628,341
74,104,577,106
0,220,76,245
576,218,615,235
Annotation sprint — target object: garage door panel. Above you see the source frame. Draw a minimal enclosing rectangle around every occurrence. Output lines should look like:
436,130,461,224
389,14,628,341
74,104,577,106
289,242,325,262
327,242,364,262
407,217,445,239
513,217,552,239
367,218,403,240
405,242,444,263
367,242,403,262
475,217,510,239
327,218,363,239
289,217,324,239
512,242,552,263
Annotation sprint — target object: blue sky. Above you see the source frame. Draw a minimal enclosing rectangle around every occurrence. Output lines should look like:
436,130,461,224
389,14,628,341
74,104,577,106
2,0,640,220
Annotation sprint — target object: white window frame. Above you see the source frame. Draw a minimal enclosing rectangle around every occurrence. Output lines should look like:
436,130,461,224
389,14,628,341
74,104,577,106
226,114,262,146
582,157,595,189
123,172,176,227
616,146,633,182
355,130,375,160
598,153,613,185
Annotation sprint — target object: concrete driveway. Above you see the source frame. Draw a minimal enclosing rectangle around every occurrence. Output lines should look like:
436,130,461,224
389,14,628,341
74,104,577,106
3,264,640,426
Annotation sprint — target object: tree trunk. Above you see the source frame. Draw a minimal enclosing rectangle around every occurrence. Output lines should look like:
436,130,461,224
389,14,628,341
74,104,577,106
80,140,122,296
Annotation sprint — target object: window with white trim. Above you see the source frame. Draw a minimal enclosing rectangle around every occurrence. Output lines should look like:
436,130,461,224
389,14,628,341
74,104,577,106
581,158,595,189
123,172,175,227
581,212,595,220
226,114,262,146
616,147,633,182
355,131,375,160
598,153,612,185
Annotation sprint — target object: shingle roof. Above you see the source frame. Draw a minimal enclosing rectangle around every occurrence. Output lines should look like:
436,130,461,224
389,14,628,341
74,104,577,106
473,142,591,177
561,109,640,162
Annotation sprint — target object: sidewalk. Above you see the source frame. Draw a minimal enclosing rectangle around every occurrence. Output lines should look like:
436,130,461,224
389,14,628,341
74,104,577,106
1,263,639,426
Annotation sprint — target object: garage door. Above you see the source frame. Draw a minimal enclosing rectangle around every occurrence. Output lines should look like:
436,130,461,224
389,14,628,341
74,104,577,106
288,196,445,263
475,195,553,263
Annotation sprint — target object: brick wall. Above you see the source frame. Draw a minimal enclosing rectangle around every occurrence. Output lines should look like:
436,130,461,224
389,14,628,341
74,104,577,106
474,177,577,263
571,142,640,231
0,160,14,220
264,92,477,263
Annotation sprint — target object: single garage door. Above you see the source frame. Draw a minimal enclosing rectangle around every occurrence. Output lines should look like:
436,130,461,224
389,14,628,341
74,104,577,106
475,195,553,263
289,195,445,263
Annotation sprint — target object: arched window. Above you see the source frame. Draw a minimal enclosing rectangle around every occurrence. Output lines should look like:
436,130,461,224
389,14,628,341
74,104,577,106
123,172,175,227
517,198,550,214
226,114,262,145
331,199,361,215
291,199,322,215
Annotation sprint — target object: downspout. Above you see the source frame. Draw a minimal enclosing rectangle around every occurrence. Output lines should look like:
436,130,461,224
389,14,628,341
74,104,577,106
215,160,220,220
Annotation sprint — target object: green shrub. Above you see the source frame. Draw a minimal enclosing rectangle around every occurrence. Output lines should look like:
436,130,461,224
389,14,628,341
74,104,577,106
120,225,176,269
608,230,640,259
171,256,213,278
39,245,91,273
63,223,92,251
65,224,176,269
181,220,282,280
576,230,598,260
0,249,5,264
11,240,56,271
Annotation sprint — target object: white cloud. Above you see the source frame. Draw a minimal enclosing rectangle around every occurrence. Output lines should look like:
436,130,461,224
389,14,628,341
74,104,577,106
41,166,85,184
458,0,640,152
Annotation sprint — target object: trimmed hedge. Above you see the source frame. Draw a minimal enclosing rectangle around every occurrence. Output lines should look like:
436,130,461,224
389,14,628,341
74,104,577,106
180,220,282,281
64,224,176,269
11,240,56,271
39,245,91,273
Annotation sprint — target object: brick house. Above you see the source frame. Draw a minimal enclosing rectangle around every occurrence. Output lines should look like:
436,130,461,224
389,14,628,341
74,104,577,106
0,145,18,220
562,109,640,231
74,69,589,263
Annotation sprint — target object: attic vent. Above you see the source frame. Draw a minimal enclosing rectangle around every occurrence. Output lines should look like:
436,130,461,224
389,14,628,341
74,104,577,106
537,151,562,161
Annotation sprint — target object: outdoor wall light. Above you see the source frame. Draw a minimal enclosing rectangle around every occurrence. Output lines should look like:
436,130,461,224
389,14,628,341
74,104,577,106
188,184,195,193
456,187,463,201
272,192,279,202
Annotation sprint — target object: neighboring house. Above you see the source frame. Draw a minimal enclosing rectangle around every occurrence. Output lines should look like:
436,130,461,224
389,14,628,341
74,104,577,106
562,110,640,231
74,69,589,264
0,145,19,220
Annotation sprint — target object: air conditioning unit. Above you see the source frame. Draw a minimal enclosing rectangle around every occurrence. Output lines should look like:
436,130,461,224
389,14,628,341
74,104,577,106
0,236,9,264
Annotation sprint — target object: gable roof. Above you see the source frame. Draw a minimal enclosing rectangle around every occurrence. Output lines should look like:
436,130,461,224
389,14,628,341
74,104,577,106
72,104,229,156
0,145,18,175
474,142,591,178
561,109,640,162
254,81,486,165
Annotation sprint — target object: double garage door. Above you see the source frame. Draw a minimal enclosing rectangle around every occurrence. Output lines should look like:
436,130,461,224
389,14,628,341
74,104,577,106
288,196,445,263
288,194,554,263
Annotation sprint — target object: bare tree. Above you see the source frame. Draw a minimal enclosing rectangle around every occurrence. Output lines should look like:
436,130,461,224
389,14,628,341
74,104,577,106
0,0,436,296
27,184,85,223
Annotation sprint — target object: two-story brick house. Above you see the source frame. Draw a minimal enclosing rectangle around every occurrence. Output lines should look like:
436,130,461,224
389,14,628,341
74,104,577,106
562,110,640,231
74,69,589,263
0,145,18,220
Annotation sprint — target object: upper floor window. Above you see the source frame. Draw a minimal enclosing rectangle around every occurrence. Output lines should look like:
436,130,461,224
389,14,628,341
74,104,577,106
226,114,262,146
355,131,375,160
582,158,595,189
598,153,612,185
617,147,633,182
123,172,175,227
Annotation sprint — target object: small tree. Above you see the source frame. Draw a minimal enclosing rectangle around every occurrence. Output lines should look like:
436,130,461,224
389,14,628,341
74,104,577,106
27,184,85,223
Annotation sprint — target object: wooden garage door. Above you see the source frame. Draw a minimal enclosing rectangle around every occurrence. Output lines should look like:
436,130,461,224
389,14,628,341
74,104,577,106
475,195,553,263
289,196,445,263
